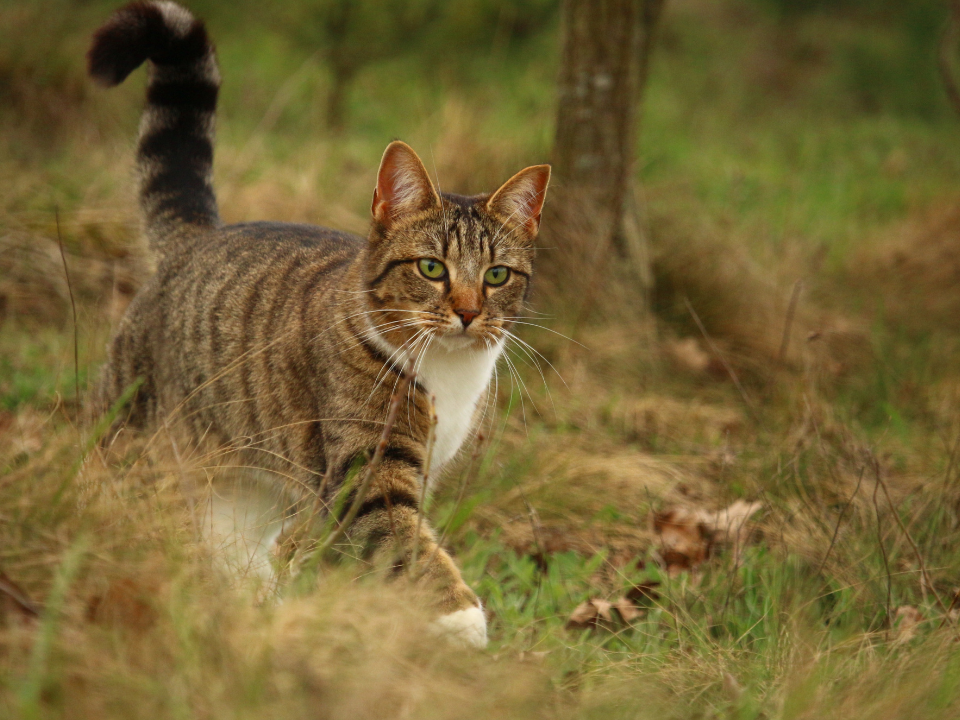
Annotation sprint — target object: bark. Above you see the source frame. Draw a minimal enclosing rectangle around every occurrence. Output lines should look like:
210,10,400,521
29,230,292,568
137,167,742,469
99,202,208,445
325,61,355,133
940,0,960,118
542,0,666,323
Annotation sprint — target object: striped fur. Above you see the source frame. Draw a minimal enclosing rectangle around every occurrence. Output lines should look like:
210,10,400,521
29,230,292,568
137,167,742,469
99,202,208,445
88,0,220,252
88,1,550,633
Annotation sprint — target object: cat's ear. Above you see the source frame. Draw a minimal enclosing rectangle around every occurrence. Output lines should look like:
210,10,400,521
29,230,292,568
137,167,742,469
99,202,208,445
486,165,551,235
372,141,440,227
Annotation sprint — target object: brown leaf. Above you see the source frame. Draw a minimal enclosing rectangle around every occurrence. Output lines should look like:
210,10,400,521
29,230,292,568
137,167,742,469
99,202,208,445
702,500,763,545
652,507,712,576
653,500,763,575
566,598,616,629
613,597,642,623
568,595,648,630
626,581,661,605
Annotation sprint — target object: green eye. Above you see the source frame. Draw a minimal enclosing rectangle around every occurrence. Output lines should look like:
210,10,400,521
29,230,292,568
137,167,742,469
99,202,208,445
484,266,510,286
418,258,447,280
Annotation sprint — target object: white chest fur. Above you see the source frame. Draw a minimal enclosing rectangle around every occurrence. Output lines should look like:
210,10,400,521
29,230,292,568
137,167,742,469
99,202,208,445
368,327,501,475
416,340,502,471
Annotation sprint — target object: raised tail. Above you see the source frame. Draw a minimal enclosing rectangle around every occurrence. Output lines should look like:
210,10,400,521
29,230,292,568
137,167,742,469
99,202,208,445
88,1,220,253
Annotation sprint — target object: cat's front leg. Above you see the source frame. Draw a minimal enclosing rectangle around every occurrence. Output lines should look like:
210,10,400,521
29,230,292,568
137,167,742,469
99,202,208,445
347,498,487,648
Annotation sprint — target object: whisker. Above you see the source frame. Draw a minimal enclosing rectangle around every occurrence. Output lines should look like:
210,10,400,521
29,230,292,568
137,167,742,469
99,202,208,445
500,328,568,389
498,321,587,348
367,327,430,408
500,347,538,431
406,331,435,428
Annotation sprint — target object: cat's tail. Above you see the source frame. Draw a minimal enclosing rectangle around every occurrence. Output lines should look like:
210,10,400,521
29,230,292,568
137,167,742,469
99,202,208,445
88,1,221,253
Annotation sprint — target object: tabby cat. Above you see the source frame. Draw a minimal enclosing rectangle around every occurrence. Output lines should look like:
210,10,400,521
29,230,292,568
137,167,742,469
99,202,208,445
87,1,550,647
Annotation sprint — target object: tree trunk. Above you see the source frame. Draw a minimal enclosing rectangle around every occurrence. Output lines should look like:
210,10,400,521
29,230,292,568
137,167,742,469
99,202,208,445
542,0,666,325
325,61,354,133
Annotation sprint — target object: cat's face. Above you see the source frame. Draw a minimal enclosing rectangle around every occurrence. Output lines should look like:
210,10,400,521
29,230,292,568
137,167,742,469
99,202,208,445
364,142,550,353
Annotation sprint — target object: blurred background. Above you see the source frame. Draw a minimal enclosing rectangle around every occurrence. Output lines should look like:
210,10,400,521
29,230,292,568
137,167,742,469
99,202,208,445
3,1,960,717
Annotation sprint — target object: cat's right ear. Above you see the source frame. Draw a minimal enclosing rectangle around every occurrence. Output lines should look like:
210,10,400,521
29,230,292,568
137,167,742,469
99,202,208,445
371,141,440,228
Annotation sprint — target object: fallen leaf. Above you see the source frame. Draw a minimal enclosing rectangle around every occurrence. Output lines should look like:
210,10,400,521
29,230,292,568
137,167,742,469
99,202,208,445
653,500,763,575
701,500,763,562
893,605,923,643
567,595,647,630
626,581,661,605
567,598,615,629
652,507,712,576
613,597,642,623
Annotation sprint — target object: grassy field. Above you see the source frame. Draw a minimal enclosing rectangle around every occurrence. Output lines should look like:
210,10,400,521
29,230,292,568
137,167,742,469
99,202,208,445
3,0,960,717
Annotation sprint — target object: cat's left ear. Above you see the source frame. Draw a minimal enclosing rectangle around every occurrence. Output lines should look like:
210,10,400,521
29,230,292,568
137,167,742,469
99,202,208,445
372,141,441,228
486,165,551,235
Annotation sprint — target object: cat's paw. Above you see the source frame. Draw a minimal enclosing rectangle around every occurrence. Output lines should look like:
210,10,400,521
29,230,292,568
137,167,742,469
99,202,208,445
431,604,488,649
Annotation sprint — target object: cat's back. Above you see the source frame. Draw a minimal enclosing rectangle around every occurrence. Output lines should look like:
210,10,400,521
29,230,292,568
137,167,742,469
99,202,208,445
151,220,362,305
113,221,364,425
164,221,362,275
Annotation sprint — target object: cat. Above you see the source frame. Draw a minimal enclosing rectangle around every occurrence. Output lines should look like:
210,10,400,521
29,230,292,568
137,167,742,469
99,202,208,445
87,1,550,648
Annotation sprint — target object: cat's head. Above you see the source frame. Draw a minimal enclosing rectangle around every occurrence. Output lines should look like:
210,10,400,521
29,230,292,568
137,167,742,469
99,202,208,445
364,141,550,353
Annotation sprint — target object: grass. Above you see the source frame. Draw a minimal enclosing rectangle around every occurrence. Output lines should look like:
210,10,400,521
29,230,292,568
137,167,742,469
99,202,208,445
3,0,960,717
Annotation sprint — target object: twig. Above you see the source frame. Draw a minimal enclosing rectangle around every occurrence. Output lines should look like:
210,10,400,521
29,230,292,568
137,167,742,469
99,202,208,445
55,210,80,410
816,466,865,577
872,476,892,631
872,458,954,624
683,296,758,420
939,0,960,118
316,361,413,555
409,394,437,578
777,280,803,363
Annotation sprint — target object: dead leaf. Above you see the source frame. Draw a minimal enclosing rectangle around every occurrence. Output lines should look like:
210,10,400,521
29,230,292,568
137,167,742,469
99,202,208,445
652,507,712,576
567,598,614,629
626,581,661,605
701,500,763,562
567,595,647,630
613,597,642,623
893,605,923,643
653,500,763,575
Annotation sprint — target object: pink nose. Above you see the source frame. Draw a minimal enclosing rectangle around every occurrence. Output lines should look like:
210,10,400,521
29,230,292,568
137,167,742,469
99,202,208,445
455,308,480,327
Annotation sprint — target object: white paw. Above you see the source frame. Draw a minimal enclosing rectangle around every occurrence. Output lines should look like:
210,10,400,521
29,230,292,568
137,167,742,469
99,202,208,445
431,604,488,649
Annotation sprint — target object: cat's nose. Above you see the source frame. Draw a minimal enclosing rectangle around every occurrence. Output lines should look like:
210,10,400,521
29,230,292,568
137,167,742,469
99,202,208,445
455,308,480,327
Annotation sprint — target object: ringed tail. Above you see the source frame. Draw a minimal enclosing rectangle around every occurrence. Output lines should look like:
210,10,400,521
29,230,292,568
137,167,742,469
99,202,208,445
87,1,221,253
